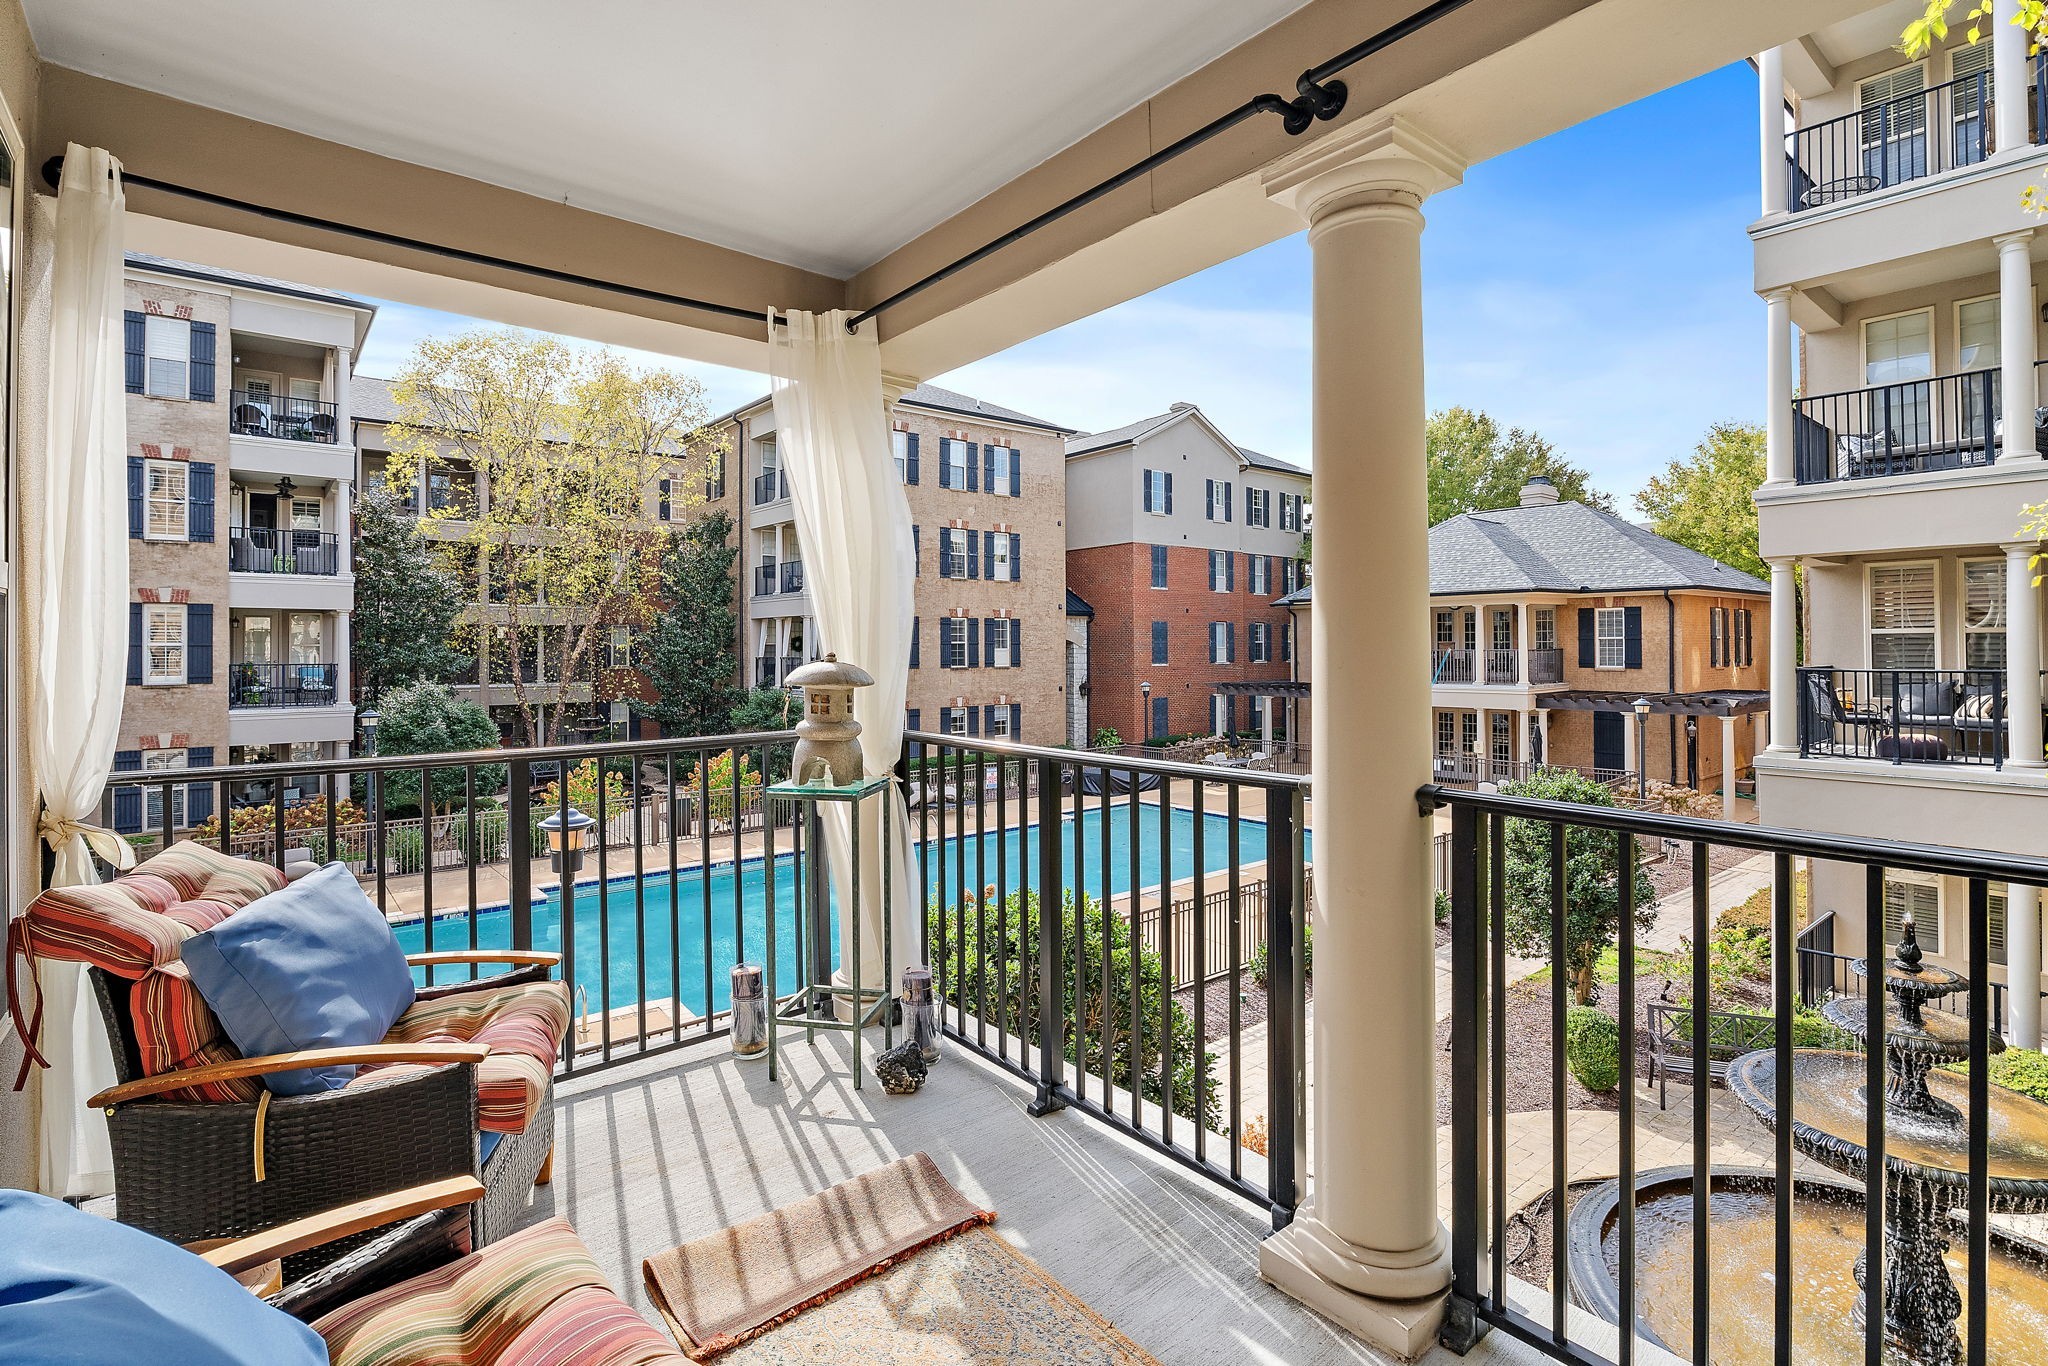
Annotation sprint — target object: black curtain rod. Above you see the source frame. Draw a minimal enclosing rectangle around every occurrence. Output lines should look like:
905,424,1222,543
41,0,1475,337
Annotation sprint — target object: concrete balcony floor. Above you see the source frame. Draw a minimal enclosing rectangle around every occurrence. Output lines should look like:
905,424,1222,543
533,1027,1547,1365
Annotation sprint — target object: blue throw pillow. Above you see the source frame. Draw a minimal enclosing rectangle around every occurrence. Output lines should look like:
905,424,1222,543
181,862,417,1096
0,1188,328,1365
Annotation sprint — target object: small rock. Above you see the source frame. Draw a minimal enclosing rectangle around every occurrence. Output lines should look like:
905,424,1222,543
873,1039,927,1095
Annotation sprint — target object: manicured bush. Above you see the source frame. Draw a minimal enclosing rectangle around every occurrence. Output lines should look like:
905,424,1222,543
1434,889,1451,925
1944,1046,2048,1103
1564,1006,1621,1093
1248,920,1314,989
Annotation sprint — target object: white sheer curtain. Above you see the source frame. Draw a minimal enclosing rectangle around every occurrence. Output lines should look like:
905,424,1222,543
25,145,131,1196
766,310,918,987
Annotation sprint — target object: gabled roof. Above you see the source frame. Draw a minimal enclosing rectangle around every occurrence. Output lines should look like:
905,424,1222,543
1064,409,1183,456
1064,402,1309,480
126,252,377,314
711,382,1071,435
1429,501,1767,597
1065,589,1095,618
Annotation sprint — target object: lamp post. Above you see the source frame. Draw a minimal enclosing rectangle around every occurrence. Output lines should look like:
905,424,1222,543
539,807,596,881
1632,697,1652,804
359,707,380,875
1140,679,1152,741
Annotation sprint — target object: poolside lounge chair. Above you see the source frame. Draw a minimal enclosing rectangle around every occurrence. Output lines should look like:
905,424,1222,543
10,842,568,1267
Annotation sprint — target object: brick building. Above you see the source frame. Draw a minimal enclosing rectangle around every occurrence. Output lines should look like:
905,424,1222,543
1064,403,1309,744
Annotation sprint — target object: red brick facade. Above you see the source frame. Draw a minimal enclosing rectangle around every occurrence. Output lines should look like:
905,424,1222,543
1067,542,1295,743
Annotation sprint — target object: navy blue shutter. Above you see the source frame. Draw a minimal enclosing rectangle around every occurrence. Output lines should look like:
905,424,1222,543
1152,621,1168,664
124,312,146,393
659,479,672,519
1224,484,1234,522
1011,620,1022,668
1624,606,1644,669
983,445,995,494
913,524,921,575
984,617,997,668
1226,552,1235,592
905,433,920,484
1008,450,1020,498
1010,704,1022,737
188,603,214,683
1227,621,1236,662
1142,472,1154,513
982,530,995,580
1578,609,1597,668
185,748,216,824
968,619,981,668
967,706,981,737
188,462,215,543
938,441,952,489
965,442,980,492
966,530,979,580
112,751,144,834
981,705,995,734
1206,480,1215,520
907,708,921,733
1011,533,1021,579
938,527,952,577
909,619,920,669
1164,473,1174,514
128,605,144,684
1151,697,1169,740
128,457,145,538
188,321,217,402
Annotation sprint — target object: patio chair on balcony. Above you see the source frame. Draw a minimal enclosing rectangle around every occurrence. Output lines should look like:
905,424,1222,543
1802,669,1887,752
231,402,270,437
10,841,568,1267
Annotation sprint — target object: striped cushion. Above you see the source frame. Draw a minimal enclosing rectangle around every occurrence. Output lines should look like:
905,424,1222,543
130,962,262,1104
17,842,285,978
314,1219,684,1366
140,840,286,906
364,981,570,1134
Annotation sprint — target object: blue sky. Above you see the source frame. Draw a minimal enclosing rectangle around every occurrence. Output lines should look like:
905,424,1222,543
357,60,1760,508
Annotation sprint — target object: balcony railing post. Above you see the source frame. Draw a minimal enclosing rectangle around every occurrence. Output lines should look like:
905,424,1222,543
1263,784,1304,1230
1443,797,1489,1352
507,756,532,952
1027,753,1066,1117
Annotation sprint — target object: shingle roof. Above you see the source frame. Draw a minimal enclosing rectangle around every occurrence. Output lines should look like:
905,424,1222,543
1065,589,1095,618
1236,445,1309,477
351,375,402,425
1064,410,1183,456
126,252,376,313
1429,501,1767,596
1272,586,1312,608
899,383,1072,433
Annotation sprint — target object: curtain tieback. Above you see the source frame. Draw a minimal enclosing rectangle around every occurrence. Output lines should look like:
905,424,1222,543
6,919,51,1090
39,810,136,872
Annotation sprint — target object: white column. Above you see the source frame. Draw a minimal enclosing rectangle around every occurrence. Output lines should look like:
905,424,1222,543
1515,705,1533,769
1721,715,1739,821
1622,706,1639,774
1515,603,1532,685
1261,695,1275,757
1258,117,1462,1357
2009,884,2043,1050
1998,231,2037,460
1764,289,1796,485
1536,708,1550,767
1759,46,1788,215
332,344,354,442
2005,542,2044,767
1996,0,2031,157
1768,559,1799,750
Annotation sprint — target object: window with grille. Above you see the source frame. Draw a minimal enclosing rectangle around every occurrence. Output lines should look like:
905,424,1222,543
1210,551,1230,593
1460,711,1478,754
1595,608,1628,669
1491,610,1513,652
947,707,968,736
144,604,186,685
144,315,191,398
945,439,969,487
145,460,188,541
1247,488,1269,527
891,430,908,482
944,533,968,579
143,748,188,831
1490,712,1512,765
1151,545,1168,588
1534,608,1556,652
1249,555,1269,596
944,618,970,669
1883,875,1941,954
1436,711,1456,755
1963,560,2006,669
1151,621,1168,665
1250,622,1271,663
989,618,1013,668
989,706,1013,738
1435,611,1455,649
1870,562,1937,669
988,445,1014,495
991,535,1012,582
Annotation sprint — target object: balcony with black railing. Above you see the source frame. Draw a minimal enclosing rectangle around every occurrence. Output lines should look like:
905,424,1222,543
1797,664,2014,767
780,560,804,594
228,661,341,708
227,389,340,444
227,526,343,575
753,470,789,505
753,562,779,596
1528,647,1564,683
1787,67,1997,212
1793,367,2002,484
755,654,777,688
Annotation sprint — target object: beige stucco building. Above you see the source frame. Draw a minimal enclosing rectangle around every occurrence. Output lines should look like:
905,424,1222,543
1753,4,2048,1042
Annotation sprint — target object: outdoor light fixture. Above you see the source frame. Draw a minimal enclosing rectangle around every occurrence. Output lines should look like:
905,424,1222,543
539,807,597,878
275,475,296,502
1632,697,1652,803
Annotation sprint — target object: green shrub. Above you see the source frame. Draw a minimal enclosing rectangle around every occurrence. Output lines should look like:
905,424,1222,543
1091,727,1122,750
1565,1007,1621,1093
1434,890,1451,925
929,888,1218,1128
1943,1046,2048,1103
1248,920,1314,989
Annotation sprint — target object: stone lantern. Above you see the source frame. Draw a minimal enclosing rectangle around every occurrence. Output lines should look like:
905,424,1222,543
785,654,875,786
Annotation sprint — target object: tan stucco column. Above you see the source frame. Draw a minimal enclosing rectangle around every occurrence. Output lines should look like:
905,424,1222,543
1997,0,2032,157
1763,289,1795,485
1768,558,1799,751
1997,232,2037,460
2005,541,2044,768
1758,47,1787,216
1258,116,1463,1358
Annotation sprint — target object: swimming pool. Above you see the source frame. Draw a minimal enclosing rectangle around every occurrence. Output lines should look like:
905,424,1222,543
394,801,1306,1019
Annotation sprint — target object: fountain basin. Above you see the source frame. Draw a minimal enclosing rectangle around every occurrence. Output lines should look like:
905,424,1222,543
1564,1165,2048,1364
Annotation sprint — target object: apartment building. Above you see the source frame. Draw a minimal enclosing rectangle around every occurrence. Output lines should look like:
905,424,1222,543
719,384,1073,745
352,378,729,741
1753,7,2048,1034
110,255,374,836
1275,478,1769,806
1065,402,1309,745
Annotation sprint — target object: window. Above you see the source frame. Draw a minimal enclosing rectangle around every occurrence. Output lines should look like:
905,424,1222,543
1150,545,1168,589
609,625,632,668
944,618,970,669
1858,65,1928,185
1990,888,2011,966
1281,623,1292,663
1151,621,1169,665
989,618,1013,668
1534,608,1556,653
143,748,188,832
991,534,1013,583
144,604,186,684
144,314,191,398
945,438,969,488
1436,712,1456,755
891,430,909,482
1246,487,1269,528
1490,712,1512,766
291,499,322,530
1870,562,1937,669
144,459,187,541
1595,607,1628,670
988,445,1015,496
1434,610,1455,650
1142,469,1172,514
1963,560,2006,669
1490,609,1512,653
1884,874,1941,954
1710,607,1727,668
947,707,969,737
989,706,1013,739
1279,493,1301,532
1209,622,1234,664
1958,296,2000,373
1250,622,1272,663
943,530,969,579
1209,550,1232,593
1460,711,1479,755
1864,310,1934,446
1248,555,1270,596
1205,479,1233,522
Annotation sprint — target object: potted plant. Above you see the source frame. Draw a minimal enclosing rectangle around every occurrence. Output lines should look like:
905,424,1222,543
234,661,265,706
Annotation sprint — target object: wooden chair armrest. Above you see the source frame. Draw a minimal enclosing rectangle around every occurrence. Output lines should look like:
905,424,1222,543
89,1043,491,1108
406,950,562,970
199,1177,486,1276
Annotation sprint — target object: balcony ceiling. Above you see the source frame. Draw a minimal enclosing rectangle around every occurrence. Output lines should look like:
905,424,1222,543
21,0,1311,277
1803,0,1921,69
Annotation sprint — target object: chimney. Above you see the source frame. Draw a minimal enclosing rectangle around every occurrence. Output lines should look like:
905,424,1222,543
1169,401,1196,413
1519,475,1559,508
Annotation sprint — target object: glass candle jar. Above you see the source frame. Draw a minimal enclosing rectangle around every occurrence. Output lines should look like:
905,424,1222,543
904,964,938,1063
731,963,768,1061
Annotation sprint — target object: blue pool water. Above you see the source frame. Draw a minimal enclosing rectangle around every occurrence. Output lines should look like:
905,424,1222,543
394,803,1308,1018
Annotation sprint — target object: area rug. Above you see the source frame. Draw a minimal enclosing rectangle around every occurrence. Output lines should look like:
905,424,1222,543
643,1153,1157,1364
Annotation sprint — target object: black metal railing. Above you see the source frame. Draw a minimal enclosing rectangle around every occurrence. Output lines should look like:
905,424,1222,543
780,561,804,594
227,527,343,576
753,563,780,596
754,655,778,688
1793,368,2001,483
228,662,341,708
228,389,339,443
1528,648,1564,684
753,471,788,504
1797,665,2010,767
1484,648,1519,684
906,731,1309,1226
1788,69,1993,212
781,654,802,678
1434,782,2040,1364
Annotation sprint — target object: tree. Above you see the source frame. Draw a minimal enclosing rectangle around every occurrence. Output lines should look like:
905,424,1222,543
1499,769,1656,1005
1426,407,1614,525
1634,422,1767,582
351,482,470,697
380,329,725,747
371,680,507,813
637,508,740,737
728,686,799,779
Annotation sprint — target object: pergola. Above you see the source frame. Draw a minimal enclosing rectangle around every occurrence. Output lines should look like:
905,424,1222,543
1538,689,1769,817
0,1,1869,1355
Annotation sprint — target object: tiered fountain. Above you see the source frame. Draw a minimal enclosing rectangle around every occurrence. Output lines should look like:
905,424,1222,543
1565,916,2048,1364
